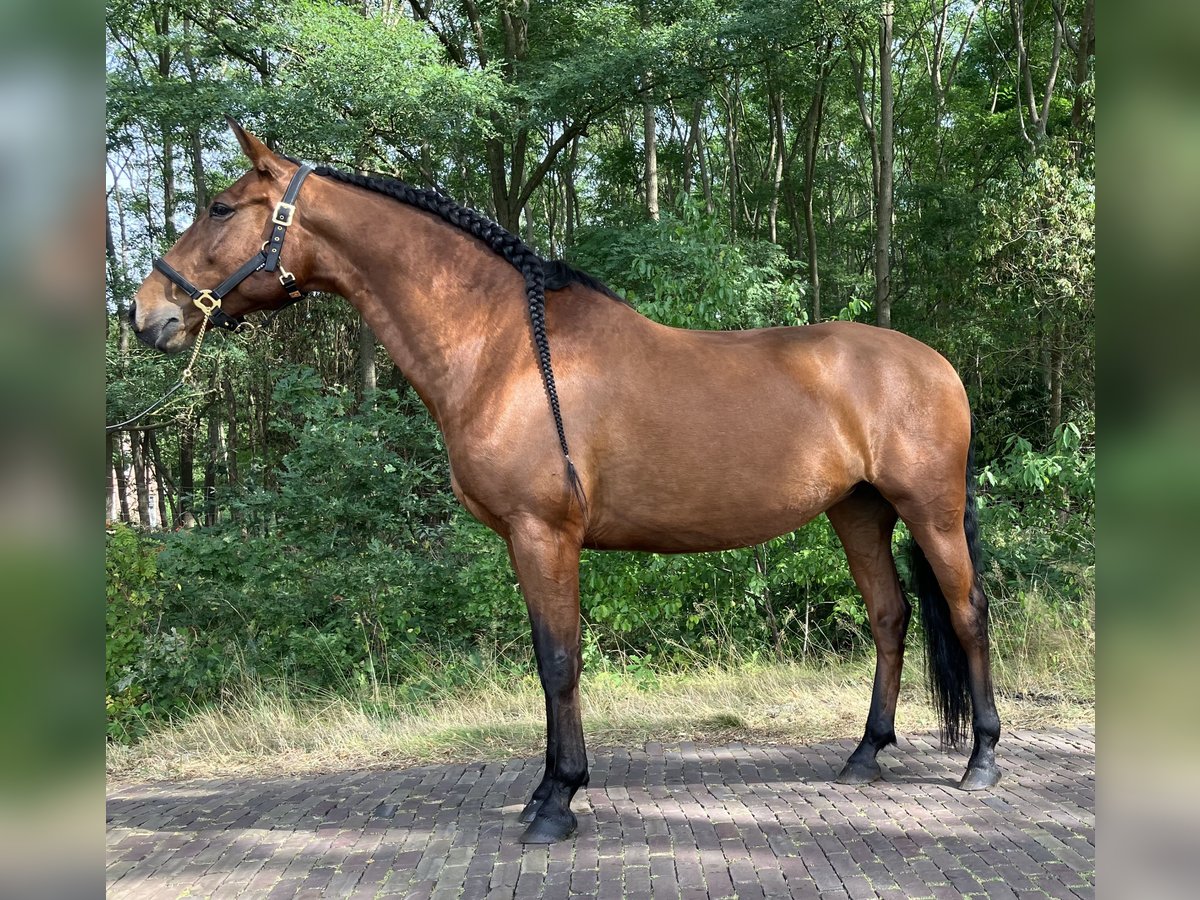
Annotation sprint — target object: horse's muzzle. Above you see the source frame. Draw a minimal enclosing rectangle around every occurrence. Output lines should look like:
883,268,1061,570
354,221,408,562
130,300,185,353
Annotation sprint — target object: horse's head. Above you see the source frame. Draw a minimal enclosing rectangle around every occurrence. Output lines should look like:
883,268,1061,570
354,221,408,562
131,119,318,352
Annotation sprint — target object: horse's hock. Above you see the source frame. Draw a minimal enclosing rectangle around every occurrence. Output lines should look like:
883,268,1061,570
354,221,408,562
106,727,1094,899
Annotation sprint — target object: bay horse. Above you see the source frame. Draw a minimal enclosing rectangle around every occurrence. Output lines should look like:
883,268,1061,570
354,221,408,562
130,121,1001,843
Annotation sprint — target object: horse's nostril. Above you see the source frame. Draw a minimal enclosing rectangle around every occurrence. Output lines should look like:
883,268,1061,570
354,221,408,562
128,300,138,326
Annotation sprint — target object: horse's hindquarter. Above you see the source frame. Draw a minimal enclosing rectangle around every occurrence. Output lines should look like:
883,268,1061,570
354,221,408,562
568,318,969,553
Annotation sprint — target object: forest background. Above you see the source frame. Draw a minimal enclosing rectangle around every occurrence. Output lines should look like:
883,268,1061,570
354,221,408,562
104,0,1094,769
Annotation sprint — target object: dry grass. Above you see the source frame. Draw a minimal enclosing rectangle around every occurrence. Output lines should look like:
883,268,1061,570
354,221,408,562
107,590,1093,785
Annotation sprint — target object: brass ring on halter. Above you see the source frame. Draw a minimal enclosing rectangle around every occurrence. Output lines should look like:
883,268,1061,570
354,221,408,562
192,290,220,317
234,320,258,337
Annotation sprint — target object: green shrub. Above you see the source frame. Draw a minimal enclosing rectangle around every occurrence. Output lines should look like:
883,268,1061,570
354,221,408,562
978,419,1095,603
105,523,160,739
572,207,807,330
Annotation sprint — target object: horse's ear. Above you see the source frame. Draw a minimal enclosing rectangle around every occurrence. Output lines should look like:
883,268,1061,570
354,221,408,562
226,116,284,177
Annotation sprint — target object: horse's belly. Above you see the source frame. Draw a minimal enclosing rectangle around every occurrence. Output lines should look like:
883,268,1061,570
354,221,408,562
584,464,854,553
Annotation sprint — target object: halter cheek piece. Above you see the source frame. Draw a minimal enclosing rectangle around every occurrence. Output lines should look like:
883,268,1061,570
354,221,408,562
152,163,316,332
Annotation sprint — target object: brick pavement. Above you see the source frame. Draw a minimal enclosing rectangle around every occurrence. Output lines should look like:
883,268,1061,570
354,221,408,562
106,727,1094,899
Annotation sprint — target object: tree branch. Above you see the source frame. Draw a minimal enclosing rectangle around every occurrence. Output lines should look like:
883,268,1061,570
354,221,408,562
516,117,591,212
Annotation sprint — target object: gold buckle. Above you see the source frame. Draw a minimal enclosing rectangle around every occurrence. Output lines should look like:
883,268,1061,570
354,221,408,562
279,267,303,298
272,202,296,226
192,290,220,317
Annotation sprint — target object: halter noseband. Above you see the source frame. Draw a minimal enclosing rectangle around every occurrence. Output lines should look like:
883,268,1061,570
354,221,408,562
152,163,316,331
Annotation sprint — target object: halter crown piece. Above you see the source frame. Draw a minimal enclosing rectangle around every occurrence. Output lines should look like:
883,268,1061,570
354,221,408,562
152,163,316,332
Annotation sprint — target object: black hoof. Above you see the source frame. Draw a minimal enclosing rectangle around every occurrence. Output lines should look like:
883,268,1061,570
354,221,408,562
836,759,883,785
518,798,543,824
958,765,1001,791
519,811,577,844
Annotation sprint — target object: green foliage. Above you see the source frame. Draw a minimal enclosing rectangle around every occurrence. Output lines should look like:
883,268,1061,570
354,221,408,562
573,209,806,329
577,513,862,664
158,371,466,688
979,155,1095,321
105,523,161,739
272,0,504,162
979,419,1095,600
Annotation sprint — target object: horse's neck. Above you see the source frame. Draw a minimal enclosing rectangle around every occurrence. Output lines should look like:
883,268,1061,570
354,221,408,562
311,186,529,425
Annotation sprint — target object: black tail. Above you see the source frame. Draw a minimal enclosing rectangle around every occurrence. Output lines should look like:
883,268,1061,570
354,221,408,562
908,421,981,748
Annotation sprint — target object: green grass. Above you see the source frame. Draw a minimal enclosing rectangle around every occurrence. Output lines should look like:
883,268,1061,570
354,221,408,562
107,584,1093,784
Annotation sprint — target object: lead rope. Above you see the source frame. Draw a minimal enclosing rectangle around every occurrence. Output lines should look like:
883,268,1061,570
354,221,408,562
104,314,212,433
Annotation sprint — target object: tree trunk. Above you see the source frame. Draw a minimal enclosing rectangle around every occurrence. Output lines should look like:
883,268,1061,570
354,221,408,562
205,410,219,527
149,432,169,529
106,430,118,523
131,429,152,527
183,32,210,218
412,0,587,234
222,375,242,522
803,190,821,324
105,203,122,347
802,43,833,323
179,415,195,522
359,317,378,396
156,29,177,242
1068,0,1095,155
160,137,177,241
874,4,895,329
725,78,741,238
544,170,559,256
681,99,702,200
1049,320,1064,435
1010,0,1064,147
922,1,982,173
150,431,176,529
754,544,785,661
697,114,715,216
644,93,659,221
852,43,881,229
190,129,208,215
114,434,132,524
563,137,579,248
642,2,659,223
222,376,239,488
766,82,785,244
107,180,132,357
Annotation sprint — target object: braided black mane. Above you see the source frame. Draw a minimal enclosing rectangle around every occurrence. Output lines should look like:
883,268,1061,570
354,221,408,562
543,259,627,304
311,164,589,515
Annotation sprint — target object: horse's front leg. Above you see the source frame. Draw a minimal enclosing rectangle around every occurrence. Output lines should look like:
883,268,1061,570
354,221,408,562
507,518,588,844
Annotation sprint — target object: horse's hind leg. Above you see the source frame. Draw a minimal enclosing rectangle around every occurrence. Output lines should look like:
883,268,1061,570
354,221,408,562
506,517,589,844
902,516,1002,791
827,485,910,784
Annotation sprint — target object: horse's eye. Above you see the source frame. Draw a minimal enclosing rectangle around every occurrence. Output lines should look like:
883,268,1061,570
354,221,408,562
210,202,234,219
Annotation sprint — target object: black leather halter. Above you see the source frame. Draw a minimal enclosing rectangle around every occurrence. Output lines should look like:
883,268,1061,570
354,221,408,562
152,163,316,331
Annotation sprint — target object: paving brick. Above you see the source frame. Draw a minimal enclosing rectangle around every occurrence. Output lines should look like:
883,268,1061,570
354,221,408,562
107,728,1094,900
